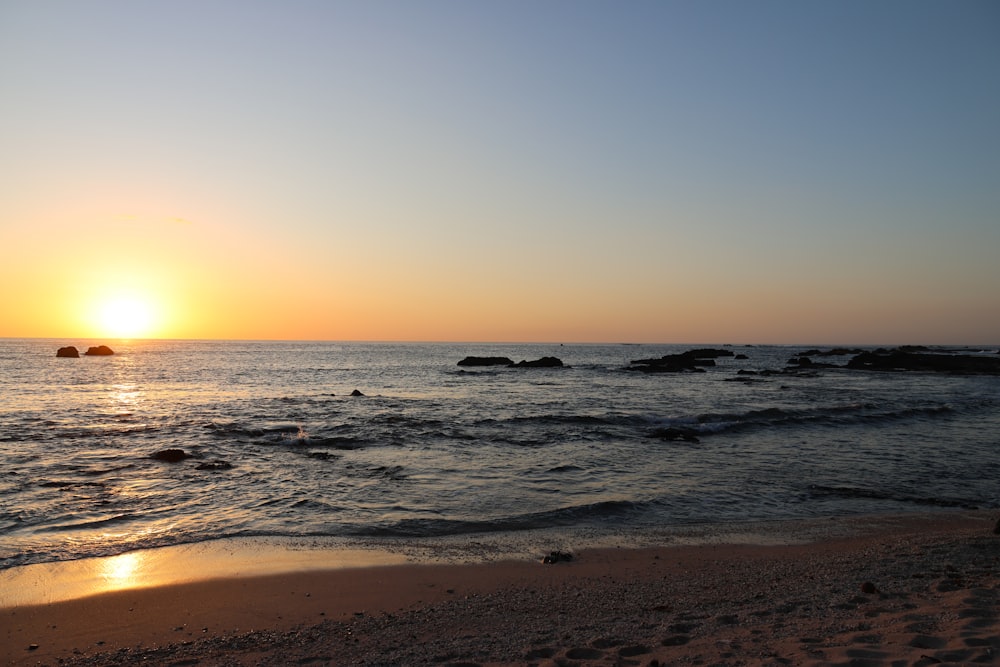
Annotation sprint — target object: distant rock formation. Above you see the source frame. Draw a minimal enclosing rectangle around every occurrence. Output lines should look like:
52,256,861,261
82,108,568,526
796,348,865,357
785,356,839,369
847,349,1000,374
350,389,365,397
56,346,80,358
84,345,115,356
513,356,564,368
456,356,564,368
629,348,733,373
457,356,515,367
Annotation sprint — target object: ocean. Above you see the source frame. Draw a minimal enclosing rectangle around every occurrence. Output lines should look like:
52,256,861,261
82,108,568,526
1,339,998,570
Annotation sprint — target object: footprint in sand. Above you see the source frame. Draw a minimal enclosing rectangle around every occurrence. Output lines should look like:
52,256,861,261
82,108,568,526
564,646,604,660
617,644,651,658
661,634,691,646
524,646,557,660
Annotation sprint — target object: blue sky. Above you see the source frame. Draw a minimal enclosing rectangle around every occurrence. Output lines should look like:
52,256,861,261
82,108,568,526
2,1,998,343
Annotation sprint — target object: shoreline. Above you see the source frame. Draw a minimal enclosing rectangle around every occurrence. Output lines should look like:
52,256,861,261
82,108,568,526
3,510,984,607
3,510,998,666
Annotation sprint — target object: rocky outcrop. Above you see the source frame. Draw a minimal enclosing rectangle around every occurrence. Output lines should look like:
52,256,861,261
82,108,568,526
56,346,80,358
786,356,839,369
457,356,515,367
512,356,564,368
457,356,563,368
350,389,365,397
85,345,115,356
150,448,191,462
847,350,1000,374
196,460,233,471
797,348,864,357
630,348,732,373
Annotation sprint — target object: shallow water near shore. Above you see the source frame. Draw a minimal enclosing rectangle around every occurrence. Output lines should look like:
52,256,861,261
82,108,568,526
2,339,999,570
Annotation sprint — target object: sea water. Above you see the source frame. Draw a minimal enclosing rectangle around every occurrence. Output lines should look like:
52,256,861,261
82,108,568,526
1,339,998,569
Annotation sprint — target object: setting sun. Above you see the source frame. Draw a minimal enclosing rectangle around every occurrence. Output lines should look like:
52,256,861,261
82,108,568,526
95,295,156,339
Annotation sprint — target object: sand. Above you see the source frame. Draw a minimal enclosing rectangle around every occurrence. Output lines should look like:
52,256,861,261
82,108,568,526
2,511,998,666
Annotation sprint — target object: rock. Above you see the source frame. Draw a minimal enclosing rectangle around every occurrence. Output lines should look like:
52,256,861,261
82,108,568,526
84,345,115,356
993,517,1000,535
860,581,879,594
150,449,191,463
847,349,1000,374
787,356,839,369
735,354,749,360
350,389,365,397
56,346,80,358
457,356,514,367
542,550,573,564
512,356,564,368
629,348,730,373
685,348,735,359
195,460,232,471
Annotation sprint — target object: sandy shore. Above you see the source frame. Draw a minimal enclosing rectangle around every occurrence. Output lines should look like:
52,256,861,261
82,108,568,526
3,512,998,666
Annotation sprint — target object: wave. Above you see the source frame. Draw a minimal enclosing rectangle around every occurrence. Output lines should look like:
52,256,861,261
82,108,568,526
649,403,955,437
205,421,371,449
348,499,652,538
35,513,138,533
807,484,985,510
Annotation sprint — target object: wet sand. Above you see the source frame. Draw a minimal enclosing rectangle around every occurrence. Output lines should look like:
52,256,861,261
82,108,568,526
2,511,998,666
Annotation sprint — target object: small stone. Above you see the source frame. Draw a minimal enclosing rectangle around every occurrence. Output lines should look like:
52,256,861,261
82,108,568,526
350,389,365,397
28,644,39,651
542,550,573,564
860,581,879,594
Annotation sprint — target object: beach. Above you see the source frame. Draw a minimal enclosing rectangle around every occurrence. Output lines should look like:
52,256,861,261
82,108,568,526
3,511,998,666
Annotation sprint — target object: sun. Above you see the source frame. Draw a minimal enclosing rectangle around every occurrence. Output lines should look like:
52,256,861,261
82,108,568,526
96,295,156,339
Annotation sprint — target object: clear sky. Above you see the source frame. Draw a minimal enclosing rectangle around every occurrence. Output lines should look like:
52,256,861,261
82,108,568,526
2,1,998,344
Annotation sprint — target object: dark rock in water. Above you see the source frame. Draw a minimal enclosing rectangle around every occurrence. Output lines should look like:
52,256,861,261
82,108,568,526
195,460,232,471
542,550,573,564
457,356,514,367
151,448,191,463
649,427,700,443
56,346,80,358
85,345,115,356
786,356,840,369
307,451,340,461
350,389,365,397
800,347,864,357
513,356,564,368
847,350,1000,374
629,348,730,373
685,348,735,359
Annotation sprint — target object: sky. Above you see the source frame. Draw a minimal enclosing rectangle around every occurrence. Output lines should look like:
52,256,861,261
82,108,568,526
1,1,998,344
